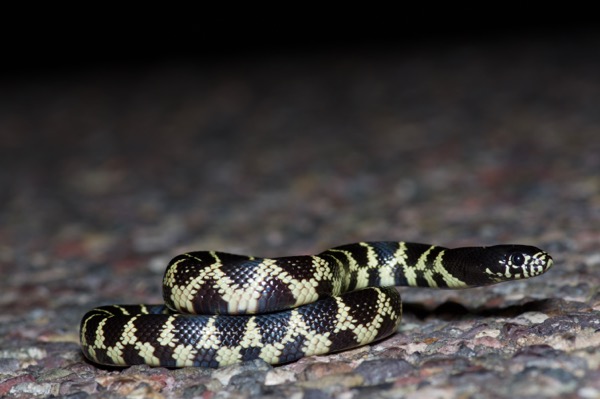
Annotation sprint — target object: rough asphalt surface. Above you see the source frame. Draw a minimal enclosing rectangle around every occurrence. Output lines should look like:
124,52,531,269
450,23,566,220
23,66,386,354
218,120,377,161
1,36,599,398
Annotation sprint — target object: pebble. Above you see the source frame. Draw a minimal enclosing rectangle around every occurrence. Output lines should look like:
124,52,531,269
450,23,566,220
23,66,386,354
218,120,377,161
10,381,60,396
301,361,354,380
354,359,414,385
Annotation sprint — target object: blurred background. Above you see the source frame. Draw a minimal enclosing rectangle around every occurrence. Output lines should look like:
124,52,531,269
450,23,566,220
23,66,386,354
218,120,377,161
2,19,598,305
2,19,597,259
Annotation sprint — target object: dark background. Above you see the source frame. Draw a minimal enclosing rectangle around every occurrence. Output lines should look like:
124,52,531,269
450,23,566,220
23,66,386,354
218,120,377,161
2,16,597,74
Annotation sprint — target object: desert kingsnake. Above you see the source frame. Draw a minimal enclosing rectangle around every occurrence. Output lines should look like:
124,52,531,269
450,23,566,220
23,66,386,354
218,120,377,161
80,241,553,368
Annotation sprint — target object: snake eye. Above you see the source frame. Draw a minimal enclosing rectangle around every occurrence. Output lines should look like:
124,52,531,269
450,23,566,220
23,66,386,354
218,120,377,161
510,252,525,267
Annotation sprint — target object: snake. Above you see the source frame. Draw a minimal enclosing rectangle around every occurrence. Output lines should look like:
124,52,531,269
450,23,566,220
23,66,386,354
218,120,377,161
80,241,553,368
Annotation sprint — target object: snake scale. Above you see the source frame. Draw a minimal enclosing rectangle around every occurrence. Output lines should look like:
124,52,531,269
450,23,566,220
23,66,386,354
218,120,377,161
80,241,553,368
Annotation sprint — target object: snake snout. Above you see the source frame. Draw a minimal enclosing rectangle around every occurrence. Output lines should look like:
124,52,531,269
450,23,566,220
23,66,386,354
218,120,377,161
530,251,553,276
542,252,554,272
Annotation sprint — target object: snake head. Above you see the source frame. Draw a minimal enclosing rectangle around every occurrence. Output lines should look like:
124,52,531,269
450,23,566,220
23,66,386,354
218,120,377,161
483,245,553,282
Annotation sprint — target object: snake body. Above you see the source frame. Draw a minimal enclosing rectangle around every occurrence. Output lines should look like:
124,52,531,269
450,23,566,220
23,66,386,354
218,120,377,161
80,242,552,368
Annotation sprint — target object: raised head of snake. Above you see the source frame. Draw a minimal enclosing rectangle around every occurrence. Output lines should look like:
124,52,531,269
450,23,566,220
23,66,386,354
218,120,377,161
444,244,553,286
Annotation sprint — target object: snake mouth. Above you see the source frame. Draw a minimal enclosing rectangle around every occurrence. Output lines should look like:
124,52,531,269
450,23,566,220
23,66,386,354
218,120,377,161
543,253,554,272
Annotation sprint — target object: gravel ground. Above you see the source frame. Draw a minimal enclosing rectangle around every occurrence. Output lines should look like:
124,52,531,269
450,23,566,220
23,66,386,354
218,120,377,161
1,35,599,398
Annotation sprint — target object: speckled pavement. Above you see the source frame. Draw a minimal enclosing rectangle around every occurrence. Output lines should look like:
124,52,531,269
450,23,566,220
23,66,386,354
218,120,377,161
1,36,599,398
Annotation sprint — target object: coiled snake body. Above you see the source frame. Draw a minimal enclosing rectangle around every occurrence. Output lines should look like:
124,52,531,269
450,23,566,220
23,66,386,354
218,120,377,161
80,242,552,368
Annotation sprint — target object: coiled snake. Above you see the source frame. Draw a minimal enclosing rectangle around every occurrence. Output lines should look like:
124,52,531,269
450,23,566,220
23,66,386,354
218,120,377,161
80,241,553,368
